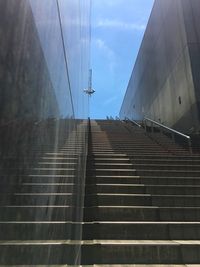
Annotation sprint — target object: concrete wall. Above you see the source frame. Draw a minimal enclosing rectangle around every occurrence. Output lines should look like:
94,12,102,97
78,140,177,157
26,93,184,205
120,0,200,133
0,1,91,263
0,0,59,122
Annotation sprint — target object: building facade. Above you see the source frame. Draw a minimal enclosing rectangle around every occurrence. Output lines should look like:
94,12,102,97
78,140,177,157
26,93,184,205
120,0,200,133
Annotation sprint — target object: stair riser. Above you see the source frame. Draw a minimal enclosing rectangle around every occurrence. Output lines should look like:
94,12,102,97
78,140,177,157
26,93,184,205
0,207,83,221
0,185,76,193
83,223,200,240
93,159,131,163
141,177,200,185
132,165,200,171
84,208,200,221
31,169,76,175
152,196,200,207
130,156,200,160
86,177,141,184
137,170,200,177
36,164,78,168
0,195,74,206
0,177,75,184
92,155,128,158
84,195,200,207
85,186,145,194
147,187,200,195
88,170,137,176
87,177,200,185
81,244,200,264
91,165,134,169
0,224,82,240
0,245,79,265
132,159,200,165
84,195,151,206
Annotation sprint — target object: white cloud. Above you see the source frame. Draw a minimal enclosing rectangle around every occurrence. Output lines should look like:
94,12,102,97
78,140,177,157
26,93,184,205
94,38,115,58
93,38,116,73
95,19,146,31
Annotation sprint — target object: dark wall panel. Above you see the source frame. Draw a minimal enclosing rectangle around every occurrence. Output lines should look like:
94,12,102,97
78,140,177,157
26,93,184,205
0,0,59,122
120,0,200,133
0,0,91,264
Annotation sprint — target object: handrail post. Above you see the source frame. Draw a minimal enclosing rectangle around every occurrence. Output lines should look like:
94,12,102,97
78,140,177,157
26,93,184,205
188,138,192,154
151,121,153,133
172,132,175,143
144,119,147,132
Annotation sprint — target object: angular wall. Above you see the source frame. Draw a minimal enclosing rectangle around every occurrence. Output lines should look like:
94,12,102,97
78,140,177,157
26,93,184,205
0,0,91,264
120,0,200,133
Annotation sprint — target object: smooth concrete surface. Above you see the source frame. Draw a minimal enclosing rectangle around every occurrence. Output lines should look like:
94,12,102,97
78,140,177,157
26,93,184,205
0,0,91,264
120,0,200,133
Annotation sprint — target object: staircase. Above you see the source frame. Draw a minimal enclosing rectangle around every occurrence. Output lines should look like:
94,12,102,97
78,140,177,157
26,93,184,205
1,118,200,266
0,119,88,265
81,119,200,265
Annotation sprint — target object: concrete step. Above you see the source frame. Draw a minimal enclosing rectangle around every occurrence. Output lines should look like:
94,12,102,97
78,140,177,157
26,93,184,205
141,177,200,185
92,147,162,151
0,207,78,221
87,176,200,185
44,153,79,157
146,185,200,195
92,154,128,158
83,207,200,221
37,162,78,168
0,175,75,184
2,221,200,241
93,159,131,164
0,240,200,264
137,170,200,177
86,175,141,184
111,153,176,157
85,184,146,194
0,222,82,240
0,184,76,193
0,193,74,205
85,184,200,195
88,169,137,176
84,194,200,207
45,152,80,156
81,240,200,264
82,265,200,267
0,241,79,264
84,194,151,206
152,195,200,207
92,163,134,169
92,150,169,155
31,168,76,175
82,222,200,240
0,265,197,267
41,157,77,162
129,155,200,160
131,158,200,165
131,164,200,171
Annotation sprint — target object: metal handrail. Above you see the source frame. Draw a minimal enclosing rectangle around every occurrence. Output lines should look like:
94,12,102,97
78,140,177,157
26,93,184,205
106,116,114,120
125,117,142,128
144,117,192,153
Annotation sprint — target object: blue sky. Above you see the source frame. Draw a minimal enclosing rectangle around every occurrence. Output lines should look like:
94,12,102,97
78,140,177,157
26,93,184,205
90,0,154,119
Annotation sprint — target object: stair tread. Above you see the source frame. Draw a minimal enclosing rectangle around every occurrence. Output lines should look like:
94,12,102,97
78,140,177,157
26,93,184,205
1,240,200,245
